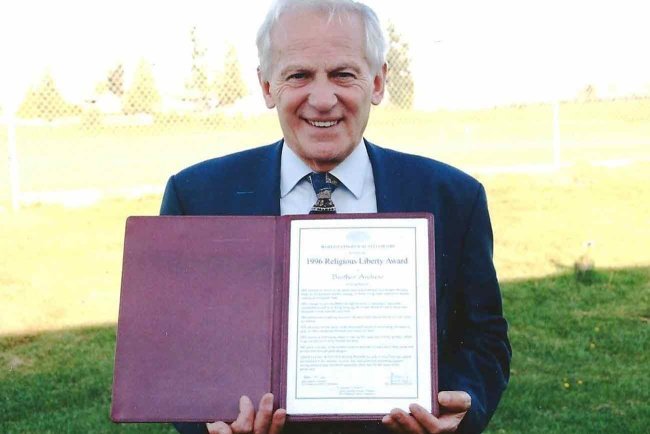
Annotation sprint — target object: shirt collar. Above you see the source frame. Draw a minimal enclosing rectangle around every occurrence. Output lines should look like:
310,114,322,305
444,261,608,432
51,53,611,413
280,143,312,198
330,139,369,199
280,138,369,199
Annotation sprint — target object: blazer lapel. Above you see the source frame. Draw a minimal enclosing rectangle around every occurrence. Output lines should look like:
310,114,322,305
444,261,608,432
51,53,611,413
239,140,411,215
365,140,412,213
232,140,282,216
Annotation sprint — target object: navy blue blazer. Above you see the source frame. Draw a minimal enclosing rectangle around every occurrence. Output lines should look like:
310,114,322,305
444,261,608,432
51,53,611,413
161,140,511,434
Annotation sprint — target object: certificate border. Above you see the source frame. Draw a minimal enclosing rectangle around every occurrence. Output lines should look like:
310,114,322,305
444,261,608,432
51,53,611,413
293,225,420,401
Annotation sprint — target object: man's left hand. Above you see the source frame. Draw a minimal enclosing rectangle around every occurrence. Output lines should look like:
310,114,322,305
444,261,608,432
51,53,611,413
382,391,471,434
206,393,286,434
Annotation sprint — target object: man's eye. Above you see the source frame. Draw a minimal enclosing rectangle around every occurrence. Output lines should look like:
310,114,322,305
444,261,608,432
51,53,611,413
287,73,308,80
334,72,355,79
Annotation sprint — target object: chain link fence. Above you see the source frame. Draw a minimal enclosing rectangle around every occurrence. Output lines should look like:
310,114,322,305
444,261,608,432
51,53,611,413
2,2,650,211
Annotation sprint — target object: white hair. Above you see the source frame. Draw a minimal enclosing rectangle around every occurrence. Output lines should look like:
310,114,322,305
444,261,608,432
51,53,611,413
256,0,386,79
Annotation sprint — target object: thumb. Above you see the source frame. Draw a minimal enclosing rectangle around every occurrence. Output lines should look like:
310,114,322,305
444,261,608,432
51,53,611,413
438,391,471,412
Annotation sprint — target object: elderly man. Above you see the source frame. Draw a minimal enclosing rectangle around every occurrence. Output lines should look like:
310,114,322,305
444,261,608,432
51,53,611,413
163,0,510,433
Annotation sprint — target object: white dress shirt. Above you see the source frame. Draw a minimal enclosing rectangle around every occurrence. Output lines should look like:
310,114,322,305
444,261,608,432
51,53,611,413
280,139,378,216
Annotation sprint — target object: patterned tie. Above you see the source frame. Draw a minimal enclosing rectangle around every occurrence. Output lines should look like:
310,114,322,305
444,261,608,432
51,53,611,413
308,172,340,214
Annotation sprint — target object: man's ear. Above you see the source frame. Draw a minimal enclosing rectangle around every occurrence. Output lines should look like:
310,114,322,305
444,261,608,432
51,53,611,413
258,67,276,109
371,63,387,106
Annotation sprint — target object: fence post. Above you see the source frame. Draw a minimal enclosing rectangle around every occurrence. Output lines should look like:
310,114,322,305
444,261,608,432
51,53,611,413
6,111,20,211
553,100,561,169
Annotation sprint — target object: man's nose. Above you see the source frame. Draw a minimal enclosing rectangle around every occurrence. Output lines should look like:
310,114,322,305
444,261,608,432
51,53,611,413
307,79,337,111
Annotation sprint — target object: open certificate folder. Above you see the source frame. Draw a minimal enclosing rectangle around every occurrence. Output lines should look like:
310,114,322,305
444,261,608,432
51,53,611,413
111,214,438,423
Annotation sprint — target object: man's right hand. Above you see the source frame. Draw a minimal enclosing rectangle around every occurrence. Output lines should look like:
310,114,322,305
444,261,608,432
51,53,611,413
382,391,471,434
207,393,286,434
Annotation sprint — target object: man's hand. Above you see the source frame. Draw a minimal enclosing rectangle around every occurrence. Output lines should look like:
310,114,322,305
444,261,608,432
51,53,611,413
206,393,286,434
382,391,471,434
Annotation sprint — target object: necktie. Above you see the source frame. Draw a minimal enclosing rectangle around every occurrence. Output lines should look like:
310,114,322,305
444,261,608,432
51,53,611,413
308,172,340,214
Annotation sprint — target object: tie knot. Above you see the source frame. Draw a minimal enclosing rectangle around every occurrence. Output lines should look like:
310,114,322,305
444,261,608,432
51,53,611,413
308,172,339,214
309,172,340,194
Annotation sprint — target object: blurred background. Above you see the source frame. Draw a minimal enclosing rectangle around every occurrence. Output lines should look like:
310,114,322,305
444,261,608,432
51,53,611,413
1,0,648,432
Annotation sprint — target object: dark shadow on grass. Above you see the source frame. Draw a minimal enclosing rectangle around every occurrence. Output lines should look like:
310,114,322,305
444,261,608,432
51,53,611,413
0,324,175,433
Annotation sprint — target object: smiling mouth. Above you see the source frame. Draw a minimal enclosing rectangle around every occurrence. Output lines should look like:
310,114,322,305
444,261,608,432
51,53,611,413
307,119,339,128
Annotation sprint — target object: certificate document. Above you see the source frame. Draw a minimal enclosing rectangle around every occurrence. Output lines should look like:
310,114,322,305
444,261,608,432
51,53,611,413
113,214,436,422
286,218,432,415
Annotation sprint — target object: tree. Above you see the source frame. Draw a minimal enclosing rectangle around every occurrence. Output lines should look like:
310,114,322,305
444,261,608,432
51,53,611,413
107,63,125,97
16,71,79,120
122,60,161,115
214,44,247,106
577,84,597,102
185,26,210,109
386,23,415,109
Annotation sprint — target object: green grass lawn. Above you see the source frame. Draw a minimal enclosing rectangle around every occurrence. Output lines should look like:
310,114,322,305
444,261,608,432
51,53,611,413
2,268,648,434
0,326,174,434
485,268,650,434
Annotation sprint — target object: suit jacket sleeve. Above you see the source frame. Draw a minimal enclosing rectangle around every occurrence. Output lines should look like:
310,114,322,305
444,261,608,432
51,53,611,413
441,184,511,433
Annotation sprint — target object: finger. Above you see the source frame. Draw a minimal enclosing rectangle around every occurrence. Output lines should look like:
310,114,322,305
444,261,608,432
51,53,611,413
207,421,232,434
382,414,406,433
409,404,454,434
409,403,440,433
436,412,469,432
438,391,471,413
269,408,287,434
410,402,468,433
253,393,275,434
389,408,426,434
231,395,255,433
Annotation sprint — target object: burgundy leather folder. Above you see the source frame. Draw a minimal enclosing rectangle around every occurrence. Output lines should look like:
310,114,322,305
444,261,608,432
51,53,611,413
111,214,437,423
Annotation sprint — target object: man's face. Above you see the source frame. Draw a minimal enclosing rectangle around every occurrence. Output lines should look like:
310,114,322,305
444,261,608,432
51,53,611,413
259,11,386,172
